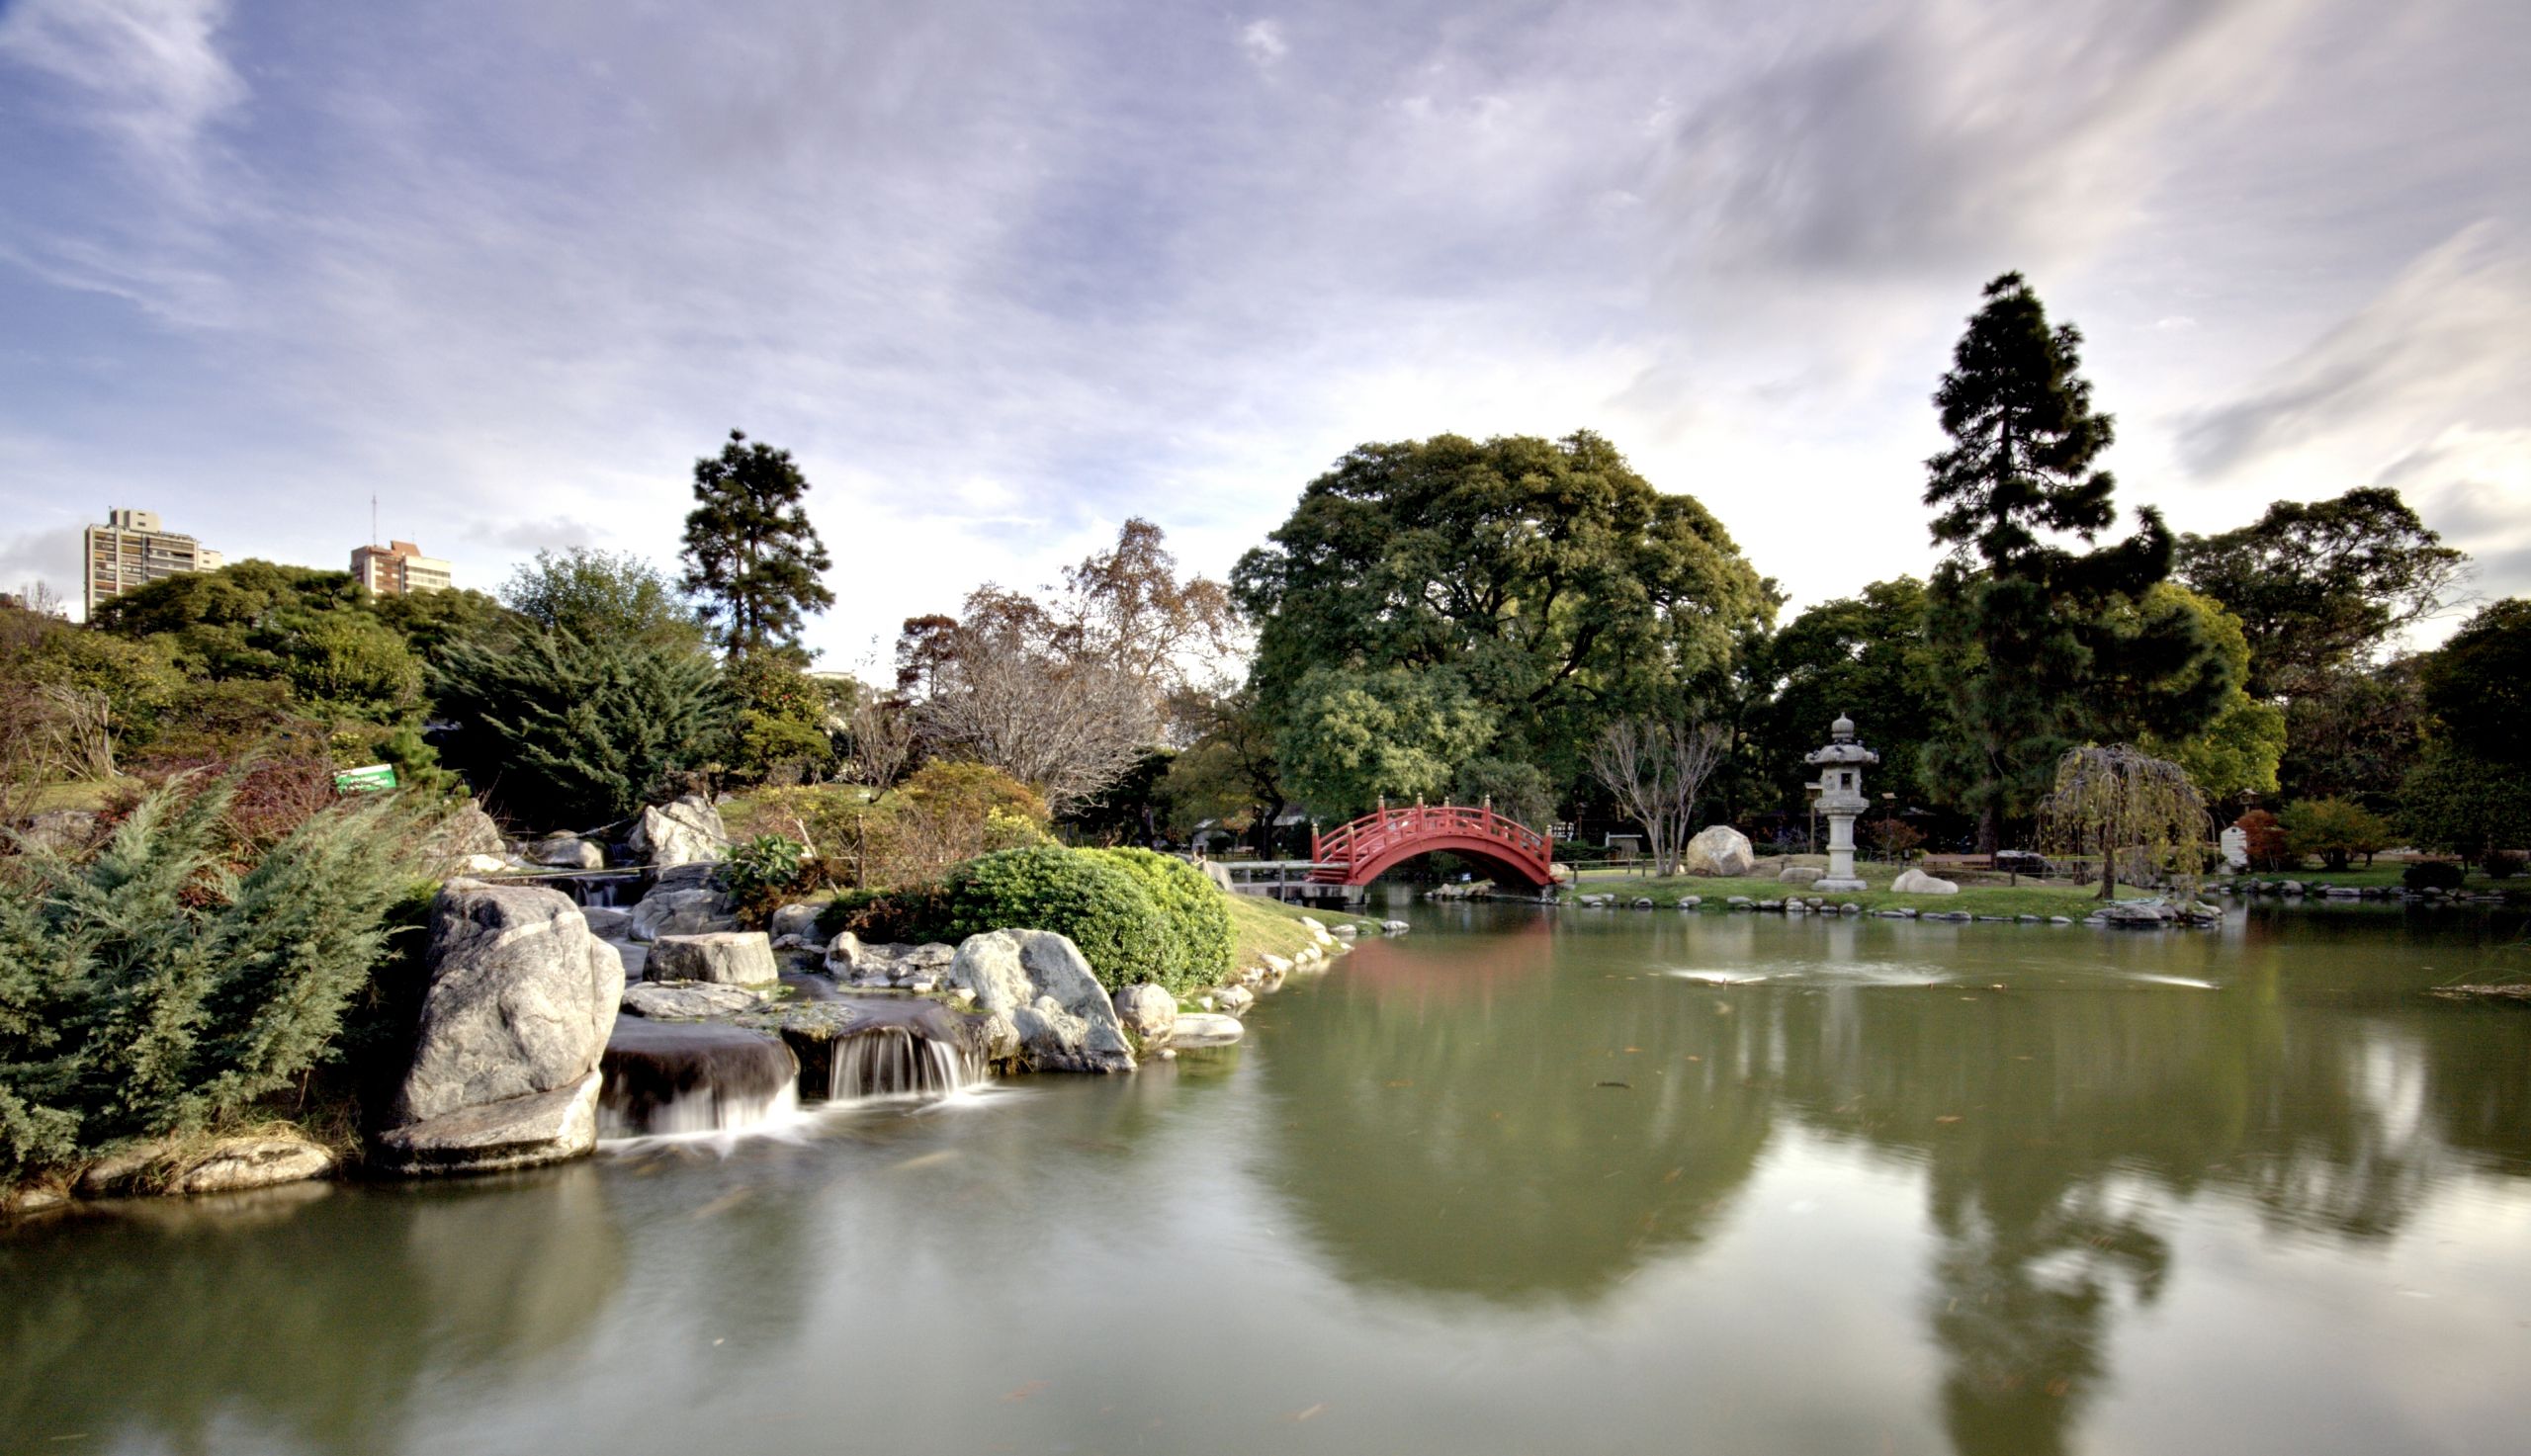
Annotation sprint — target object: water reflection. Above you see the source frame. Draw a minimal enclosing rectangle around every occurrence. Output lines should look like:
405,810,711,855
0,1164,624,1452
1255,906,2531,1455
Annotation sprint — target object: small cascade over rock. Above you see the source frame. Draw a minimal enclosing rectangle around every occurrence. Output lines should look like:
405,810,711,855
750,998,990,1104
598,1021,800,1137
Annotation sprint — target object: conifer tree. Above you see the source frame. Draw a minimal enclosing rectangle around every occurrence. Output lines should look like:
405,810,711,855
679,430,836,660
1922,274,2228,851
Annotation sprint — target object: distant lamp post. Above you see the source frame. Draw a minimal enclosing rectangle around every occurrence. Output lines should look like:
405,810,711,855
1880,793,1896,862
1804,713,1879,893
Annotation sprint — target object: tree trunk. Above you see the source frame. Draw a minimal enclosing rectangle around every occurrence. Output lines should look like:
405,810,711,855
2097,805,2116,901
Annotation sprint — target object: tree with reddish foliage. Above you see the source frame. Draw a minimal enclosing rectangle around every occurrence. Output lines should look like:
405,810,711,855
2231,810,2290,871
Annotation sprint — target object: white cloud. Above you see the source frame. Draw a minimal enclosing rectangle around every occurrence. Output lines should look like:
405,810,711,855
0,0,243,178
1240,18,1287,66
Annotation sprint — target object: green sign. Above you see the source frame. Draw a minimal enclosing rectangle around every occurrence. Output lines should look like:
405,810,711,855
334,764,398,794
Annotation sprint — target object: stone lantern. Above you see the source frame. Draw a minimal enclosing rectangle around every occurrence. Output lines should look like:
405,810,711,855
1804,712,1879,893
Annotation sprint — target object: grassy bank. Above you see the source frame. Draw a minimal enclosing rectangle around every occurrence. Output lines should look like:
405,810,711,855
1571,859,2114,919
1227,894,1380,966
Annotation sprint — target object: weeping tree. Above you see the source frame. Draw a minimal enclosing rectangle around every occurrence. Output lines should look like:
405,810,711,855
2039,745,2209,901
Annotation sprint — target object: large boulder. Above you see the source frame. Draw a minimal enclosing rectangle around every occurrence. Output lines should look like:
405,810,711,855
418,800,505,876
947,929,1135,1074
646,931,780,985
629,886,737,943
1890,867,1960,896
628,794,729,867
1112,984,1178,1044
379,881,623,1175
528,833,605,871
1682,824,1756,878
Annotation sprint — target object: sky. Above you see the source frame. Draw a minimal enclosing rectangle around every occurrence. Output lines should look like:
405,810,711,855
2,0,2525,674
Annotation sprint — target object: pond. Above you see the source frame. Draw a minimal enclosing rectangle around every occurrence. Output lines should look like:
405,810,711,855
6,901,2529,1455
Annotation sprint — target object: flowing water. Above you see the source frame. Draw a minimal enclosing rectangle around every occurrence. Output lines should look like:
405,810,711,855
7,900,2530,1455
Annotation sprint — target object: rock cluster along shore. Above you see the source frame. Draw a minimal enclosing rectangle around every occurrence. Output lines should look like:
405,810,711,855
1557,889,2218,928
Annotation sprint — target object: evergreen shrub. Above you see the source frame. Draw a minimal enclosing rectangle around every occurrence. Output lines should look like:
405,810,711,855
0,771,425,1183
1091,846,1235,993
931,847,1170,991
2401,860,2465,892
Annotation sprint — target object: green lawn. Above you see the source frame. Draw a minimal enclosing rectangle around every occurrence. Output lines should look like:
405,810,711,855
1571,858,2116,918
1226,893,1382,966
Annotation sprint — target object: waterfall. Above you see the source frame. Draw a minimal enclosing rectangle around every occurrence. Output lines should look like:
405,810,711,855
599,1021,802,1138
789,998,990,1106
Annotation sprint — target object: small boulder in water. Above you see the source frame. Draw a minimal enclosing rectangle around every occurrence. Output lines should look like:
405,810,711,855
629,887,737,943
583,905,634,939
1214,985,1257,1017
1171,1012,1245,1048
1113,984,1178,1043
648,931,780,985
768,902,823,942
530,833,604,871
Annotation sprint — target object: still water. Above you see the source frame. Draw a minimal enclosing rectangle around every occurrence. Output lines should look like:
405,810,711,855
6,902,2529,1455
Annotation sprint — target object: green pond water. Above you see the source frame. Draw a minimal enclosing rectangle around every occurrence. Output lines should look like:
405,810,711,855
6,901,2530,1455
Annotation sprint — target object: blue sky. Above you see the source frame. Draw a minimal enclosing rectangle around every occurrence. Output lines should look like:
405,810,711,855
3,0,2525,671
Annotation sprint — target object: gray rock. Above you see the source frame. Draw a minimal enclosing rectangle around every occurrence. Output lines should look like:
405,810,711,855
418,801,505,875
628,794,729,867
622,981,768,1018
629,886,737,943
947,929,1134,1073
1113,983,1178,1042
647,931,779,985
1683,824,1756,877
2049,916,2073,925
768,902,824,942
1840,902,1861,913
371,1071,602,1176
582,905,633,938
1726,896,1753,908
1171,1012,1245,1047
1890,867,1961,896
529,833,605,871
1778,865,1825,886
13,809,101,855
1381,920,1411,933
1678,896,1702,908
2098,899,2179,925
389,881,623,1131
1328,923,1359,938
1214,985,1258,1017
74,1134,335,1197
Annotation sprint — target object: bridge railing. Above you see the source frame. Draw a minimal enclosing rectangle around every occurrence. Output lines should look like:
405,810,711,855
1310,803,1552,875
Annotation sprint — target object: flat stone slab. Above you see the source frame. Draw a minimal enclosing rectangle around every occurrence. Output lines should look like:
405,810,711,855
1170,1012,1245,1047
622,981,769,1019
371,1071,601,1177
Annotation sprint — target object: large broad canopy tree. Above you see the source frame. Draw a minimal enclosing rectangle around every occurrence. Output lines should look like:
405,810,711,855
2176,486,2467,702
1921,274,2231,851
679,430,835,660
1742,577,1945,818
1232,431,1772,818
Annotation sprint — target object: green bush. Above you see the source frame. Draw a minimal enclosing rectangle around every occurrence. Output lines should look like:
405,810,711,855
2280,797,2393,872
1091,846,1235,993
719,833,811,918
0,771,425,1183
2401,860,2465,892
2487,852,2523,882
931,847,1171,991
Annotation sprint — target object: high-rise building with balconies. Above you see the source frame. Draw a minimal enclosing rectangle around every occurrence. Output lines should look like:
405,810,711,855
82,509,223,618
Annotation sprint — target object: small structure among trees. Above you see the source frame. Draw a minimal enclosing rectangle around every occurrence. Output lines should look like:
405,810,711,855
2038,745,2209,901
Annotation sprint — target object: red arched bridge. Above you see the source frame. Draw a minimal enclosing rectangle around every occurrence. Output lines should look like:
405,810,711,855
1308,802,1557,890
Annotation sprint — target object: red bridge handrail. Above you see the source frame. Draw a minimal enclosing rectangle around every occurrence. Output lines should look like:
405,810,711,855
1307,803,1556,888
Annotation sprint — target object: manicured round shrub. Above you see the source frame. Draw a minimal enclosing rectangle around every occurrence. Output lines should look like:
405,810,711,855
2401,860,2466,892
934,846,1171,990
1091,846,1235,994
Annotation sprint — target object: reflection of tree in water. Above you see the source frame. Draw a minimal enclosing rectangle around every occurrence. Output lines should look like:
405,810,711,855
1754,956,2528,1456
1254,919,1776,1308
0,1165,624,1453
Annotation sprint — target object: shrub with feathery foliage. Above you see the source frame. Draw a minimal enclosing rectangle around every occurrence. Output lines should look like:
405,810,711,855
1090,846,1234,992
430,627,735,829
0,770,426,1183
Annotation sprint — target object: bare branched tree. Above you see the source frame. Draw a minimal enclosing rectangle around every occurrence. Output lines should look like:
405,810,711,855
1587,718,1729,877
916,616,1159,814
841,691,918,791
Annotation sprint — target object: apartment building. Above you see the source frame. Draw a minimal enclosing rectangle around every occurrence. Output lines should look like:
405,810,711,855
351,540,453,596
83,509,224,618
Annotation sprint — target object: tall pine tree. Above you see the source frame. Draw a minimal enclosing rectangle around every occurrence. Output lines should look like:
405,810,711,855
1922,274,2229,851
679,430,836,660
